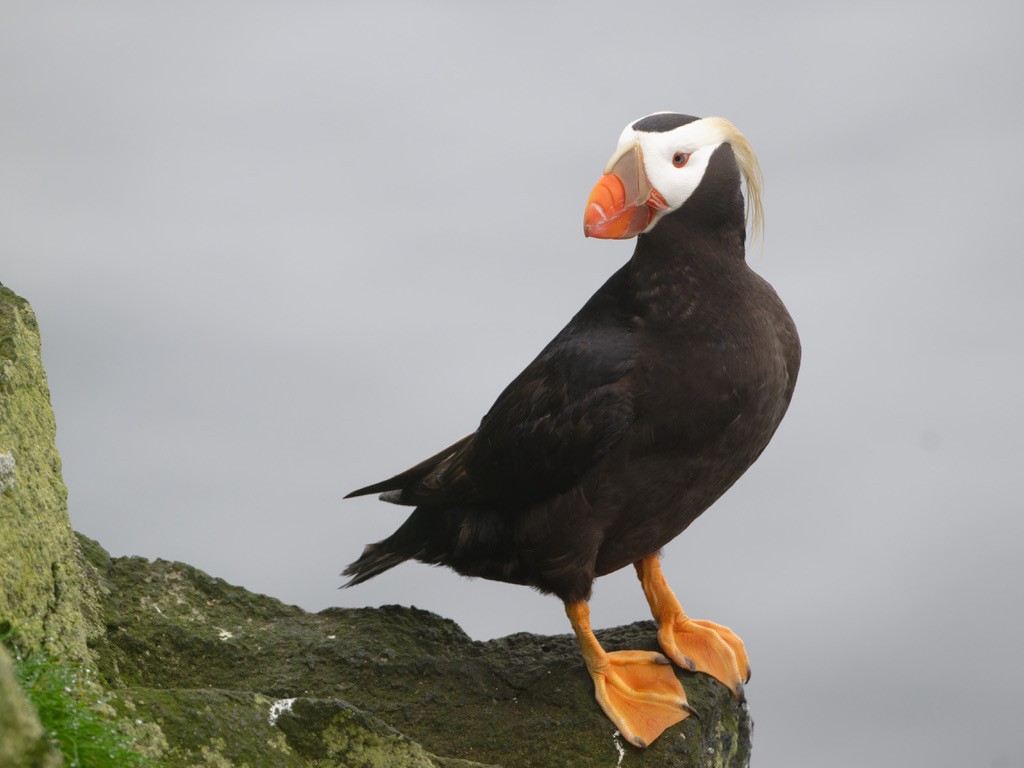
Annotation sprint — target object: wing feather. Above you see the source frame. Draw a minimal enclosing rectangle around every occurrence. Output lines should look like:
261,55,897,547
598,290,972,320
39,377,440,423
346,266,638,508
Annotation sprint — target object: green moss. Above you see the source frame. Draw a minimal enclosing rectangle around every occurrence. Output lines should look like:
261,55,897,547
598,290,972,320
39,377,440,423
115,688,306,768
85,547,751,767
2,628,156,767
278,698,444,768
0,283,102,661
0,643,62,768
104,687,500,768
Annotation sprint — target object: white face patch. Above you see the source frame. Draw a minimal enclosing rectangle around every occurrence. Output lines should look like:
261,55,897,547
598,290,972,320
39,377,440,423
611,115,762,237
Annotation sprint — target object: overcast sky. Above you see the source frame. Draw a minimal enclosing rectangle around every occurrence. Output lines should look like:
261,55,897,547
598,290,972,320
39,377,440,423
2,2,1022,767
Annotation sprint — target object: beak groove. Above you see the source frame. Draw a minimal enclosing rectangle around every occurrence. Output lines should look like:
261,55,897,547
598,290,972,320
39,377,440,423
583,143,666,239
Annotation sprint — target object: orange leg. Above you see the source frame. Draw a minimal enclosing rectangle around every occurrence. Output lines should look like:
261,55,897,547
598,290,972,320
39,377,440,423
566,601,694,748
635,555,750,698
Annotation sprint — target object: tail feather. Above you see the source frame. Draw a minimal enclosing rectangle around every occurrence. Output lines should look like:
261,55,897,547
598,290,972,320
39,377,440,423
344,434,473,501
341,541,413,587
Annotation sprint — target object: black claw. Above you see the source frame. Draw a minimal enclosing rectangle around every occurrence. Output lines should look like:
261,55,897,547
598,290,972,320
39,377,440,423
683,703,700,718
683,656,697,671
654,654,672,665
632,736,648,749
745,664,752,683
735,681,746,702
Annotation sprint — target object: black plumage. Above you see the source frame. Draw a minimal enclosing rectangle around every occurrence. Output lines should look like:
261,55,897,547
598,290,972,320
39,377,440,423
344,139,800,605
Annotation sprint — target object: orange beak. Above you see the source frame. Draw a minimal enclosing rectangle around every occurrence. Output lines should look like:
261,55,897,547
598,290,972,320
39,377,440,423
584,142,669,239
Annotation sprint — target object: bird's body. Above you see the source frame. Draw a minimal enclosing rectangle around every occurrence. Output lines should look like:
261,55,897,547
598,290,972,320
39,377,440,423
345,113,800,748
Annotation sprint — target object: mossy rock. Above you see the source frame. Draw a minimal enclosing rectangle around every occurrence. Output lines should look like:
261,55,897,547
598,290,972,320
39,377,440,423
113,687,495,768
0,282,102,661
86,535,752,767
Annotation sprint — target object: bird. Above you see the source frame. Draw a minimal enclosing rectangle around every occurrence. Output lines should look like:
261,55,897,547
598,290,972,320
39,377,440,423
343,112,800,748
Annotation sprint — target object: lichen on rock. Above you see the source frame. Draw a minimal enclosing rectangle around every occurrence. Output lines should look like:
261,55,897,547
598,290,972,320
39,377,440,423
0,282,102,661
0,452,15,493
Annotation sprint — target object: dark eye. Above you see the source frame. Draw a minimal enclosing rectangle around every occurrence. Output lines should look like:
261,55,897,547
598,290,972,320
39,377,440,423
672,152,690,168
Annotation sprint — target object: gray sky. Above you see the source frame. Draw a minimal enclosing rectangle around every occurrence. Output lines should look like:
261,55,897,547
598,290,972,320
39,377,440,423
2,2,1022,766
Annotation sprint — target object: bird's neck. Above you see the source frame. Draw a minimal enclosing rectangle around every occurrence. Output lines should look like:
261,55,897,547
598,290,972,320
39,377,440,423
625,210,748,323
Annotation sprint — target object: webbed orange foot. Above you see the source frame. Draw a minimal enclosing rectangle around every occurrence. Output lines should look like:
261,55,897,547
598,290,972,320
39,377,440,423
657,613,749,698
636,555,751,698
592,650,694,748
567,602,694,748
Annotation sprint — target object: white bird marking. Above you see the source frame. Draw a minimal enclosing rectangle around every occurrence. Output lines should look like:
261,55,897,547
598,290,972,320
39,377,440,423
612,730,626,767
268,697,296,726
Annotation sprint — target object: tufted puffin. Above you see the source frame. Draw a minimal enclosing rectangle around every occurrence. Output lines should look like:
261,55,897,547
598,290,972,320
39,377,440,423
344,112,800,748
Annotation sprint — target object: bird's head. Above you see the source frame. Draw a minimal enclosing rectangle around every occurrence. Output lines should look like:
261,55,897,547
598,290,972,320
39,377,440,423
583,113,763,244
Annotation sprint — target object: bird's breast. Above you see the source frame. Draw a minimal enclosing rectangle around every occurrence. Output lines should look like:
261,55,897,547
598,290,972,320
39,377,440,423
633,319,785,448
